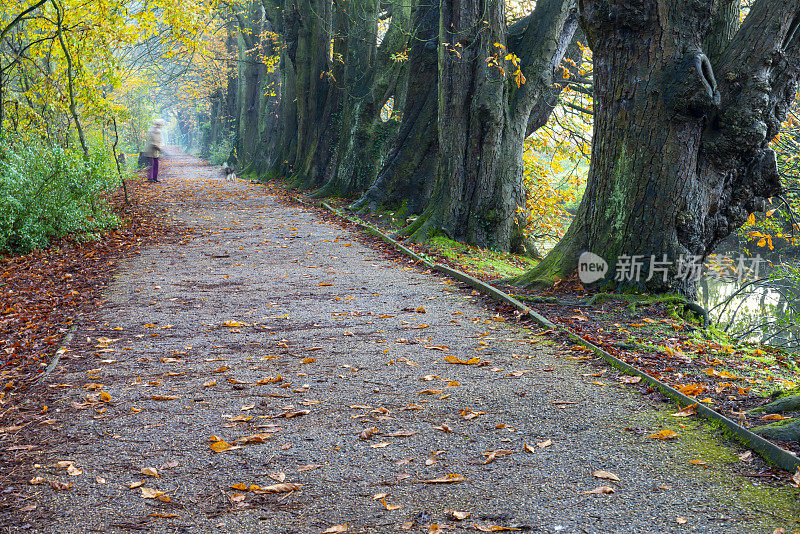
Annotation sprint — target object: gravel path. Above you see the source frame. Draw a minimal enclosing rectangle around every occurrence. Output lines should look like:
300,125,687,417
19,155,798,533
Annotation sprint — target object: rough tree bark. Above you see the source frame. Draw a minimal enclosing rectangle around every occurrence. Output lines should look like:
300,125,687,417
349,1,440,215
402,0,579,253
514,0,800,297
313,0,411,198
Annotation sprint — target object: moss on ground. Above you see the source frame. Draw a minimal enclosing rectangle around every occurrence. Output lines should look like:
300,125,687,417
635,408,800,529
426,235,538,278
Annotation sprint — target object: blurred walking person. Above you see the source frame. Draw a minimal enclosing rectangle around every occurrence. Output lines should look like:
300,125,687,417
145,119,165,183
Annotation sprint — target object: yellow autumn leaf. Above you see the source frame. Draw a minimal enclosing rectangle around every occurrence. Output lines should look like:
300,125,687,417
649,429,678,440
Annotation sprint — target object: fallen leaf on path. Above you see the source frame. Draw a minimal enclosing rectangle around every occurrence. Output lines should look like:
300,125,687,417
676,517,687,525
129,480,144,489
445,509,470,520
649,429,678,440
474,526,522,532
257,375,283,384
592,470,620,482
620,375,642,384
425,345,450,351
322,525,348,533
424,474,466,484
580,486,615,495
49,480,72,491
67,464,82,476
141,467,158,478
360,427,378,440
141,488,170,501
537,439,553,448
269,472,286,482
29,477,46,485
419,389,443,395
482,449,513,464
671,404,697,417
150,395,180,401
380,497,401,510
461,409,485,420
301,357,316,364
253,482,301,494
523,444,535,453
235,433,272,444
282,409,310,418
370,442,391,449
150,513,179,518
210,440,239,452
689,459,707,466
428,525,443,534
297,464,321,471
444,355,480,364
385,430,415,437
222,320,246,327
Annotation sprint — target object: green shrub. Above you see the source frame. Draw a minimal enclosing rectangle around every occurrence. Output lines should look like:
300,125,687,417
0,137,122,254
207,136,232,166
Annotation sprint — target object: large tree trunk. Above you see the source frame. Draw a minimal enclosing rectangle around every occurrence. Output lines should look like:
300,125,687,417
349,1,440,215
314,0,410,198
515,0,800,297
286,0,333,187
403,0,578,253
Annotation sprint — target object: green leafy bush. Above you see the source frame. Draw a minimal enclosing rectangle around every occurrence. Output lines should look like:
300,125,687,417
0,137,122,254
207,136,232,166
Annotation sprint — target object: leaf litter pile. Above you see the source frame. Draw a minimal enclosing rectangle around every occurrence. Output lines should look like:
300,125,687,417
0,162,190,516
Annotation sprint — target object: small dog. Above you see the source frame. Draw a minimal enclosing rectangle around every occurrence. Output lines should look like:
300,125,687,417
221,162,237,181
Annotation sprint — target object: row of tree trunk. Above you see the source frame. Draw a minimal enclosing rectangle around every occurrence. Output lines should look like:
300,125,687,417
193,0,800,297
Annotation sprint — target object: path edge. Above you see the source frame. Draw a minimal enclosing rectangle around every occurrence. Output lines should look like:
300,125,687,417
310,200,800,473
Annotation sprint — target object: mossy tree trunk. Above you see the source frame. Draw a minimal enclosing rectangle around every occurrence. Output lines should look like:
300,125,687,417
514,0,800,297
403,0,579,253
314,0,411,198
349,1,440,215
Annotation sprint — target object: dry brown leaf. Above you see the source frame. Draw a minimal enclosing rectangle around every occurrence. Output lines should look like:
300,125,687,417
385,430,415,437
297,464,321,472
474,526,522,532
252,482,302,494
141,487,171,502
370,442,391,449
283,409,310,418
523,443,535,453
380,497,401,510
49,480,72,491
228,414,252,422
141,467,159,478
29,476,46,485
671,404,698,417
620,375,642,384
372,492,388,500
676,517,687,525
580,486,615,495
150,395,180,401
424,473,466,484
269,472,286,482
235,433,272,444
592,470,620,482
428,524,443,534
444,509,470,520
418,389,443,395
360,427,378,440
129,480,144,489
322,526,348,534
461,409,485,420
67,464,82,476
433,423,452,433
790,467,800,488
